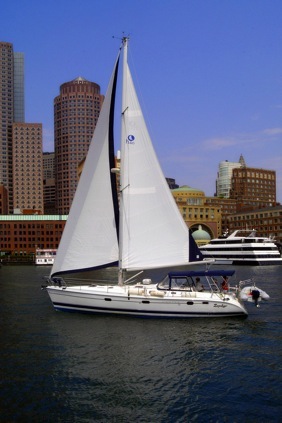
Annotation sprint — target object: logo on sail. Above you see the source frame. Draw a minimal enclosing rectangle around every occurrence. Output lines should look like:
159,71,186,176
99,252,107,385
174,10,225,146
126,134,135,144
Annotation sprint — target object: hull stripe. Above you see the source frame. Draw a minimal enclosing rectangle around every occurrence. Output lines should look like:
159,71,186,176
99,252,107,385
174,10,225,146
52,301,246,317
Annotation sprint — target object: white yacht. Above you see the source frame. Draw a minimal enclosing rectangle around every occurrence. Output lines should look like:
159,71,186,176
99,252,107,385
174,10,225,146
199,230,282,266
36,249,57,265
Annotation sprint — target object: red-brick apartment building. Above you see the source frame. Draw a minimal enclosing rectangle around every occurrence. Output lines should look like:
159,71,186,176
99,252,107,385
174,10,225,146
0,215,67,256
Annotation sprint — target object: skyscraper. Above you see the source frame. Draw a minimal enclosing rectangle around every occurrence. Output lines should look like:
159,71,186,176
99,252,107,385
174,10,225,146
13,52,25,122
12,123,44,213
0,42,14,212
54,76,104,214
0,42,25,213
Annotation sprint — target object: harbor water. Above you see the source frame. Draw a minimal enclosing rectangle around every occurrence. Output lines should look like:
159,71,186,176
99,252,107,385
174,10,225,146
0,265,281,422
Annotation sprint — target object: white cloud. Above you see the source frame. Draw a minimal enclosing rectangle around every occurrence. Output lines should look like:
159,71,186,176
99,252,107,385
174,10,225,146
201,127,282,152
263,127,282,136
201,137,237,150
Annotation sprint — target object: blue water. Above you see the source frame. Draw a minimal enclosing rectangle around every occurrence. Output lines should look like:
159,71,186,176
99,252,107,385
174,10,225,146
0,265,281,422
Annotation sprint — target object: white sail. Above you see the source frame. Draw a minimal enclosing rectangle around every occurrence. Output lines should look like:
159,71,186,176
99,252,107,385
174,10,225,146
51,54,120,276
119,43,189,270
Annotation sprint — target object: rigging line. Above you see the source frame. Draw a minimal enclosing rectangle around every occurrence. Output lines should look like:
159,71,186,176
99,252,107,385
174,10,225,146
120,184,130,193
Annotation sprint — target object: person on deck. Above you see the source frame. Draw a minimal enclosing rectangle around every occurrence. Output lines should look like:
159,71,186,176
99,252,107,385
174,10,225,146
221,276,229,291
195,277,204,292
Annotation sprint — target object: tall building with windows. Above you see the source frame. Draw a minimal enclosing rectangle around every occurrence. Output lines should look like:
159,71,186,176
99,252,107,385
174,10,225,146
12,123,44,213
0,41,25,213
230,166,276,210
13,52,25,122
0,42,15,212
54,76,104,214
215,156,244,198
43,152,55,179
43,152,56,214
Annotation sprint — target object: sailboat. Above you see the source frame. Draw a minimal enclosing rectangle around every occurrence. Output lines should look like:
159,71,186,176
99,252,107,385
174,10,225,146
43,37,250,318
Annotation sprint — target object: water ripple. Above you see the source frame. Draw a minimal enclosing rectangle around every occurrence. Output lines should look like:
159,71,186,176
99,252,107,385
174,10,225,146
0,266,281,422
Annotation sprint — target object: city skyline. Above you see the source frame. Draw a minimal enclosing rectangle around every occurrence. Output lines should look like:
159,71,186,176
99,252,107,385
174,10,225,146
1,0,281,202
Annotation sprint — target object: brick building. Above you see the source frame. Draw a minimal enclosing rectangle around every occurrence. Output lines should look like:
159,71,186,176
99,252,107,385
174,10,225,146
227,205,282,243
12,123,44,213
0,215,67,256
230,167,276,210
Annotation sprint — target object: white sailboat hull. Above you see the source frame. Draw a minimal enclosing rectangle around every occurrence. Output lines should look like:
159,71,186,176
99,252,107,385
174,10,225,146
46,284,247,318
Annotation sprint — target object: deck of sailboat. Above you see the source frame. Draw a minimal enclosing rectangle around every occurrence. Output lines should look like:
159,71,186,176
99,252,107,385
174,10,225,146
49,282,226,298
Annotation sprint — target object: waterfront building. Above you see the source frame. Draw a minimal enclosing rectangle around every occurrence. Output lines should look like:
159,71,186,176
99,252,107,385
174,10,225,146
0,214,67,256
227,205,282,244
214,155,277,230
12,123,44,213
230,166,276,210
205,197,237,233
172,185,221,241
54,76,104,214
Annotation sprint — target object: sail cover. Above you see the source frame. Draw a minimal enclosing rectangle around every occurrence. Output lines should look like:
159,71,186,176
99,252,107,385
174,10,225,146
51,53,120,276
119,60,190,270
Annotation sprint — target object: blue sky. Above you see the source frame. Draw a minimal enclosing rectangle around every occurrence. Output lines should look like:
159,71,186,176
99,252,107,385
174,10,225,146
2,0,282,202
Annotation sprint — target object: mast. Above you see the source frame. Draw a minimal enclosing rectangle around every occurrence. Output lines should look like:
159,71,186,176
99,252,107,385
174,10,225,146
118,36,129,286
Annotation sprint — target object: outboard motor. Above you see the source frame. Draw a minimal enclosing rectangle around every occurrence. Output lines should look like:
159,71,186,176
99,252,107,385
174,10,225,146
251,289,260,307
